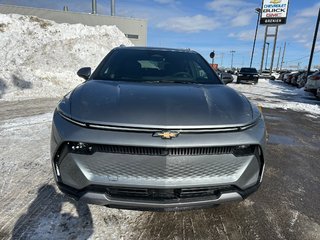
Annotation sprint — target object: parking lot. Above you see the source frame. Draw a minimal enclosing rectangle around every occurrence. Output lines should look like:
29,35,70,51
0,79,319,240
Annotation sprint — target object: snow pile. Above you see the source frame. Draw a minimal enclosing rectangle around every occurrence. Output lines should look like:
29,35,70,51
230,78,320,116
0,13,132,101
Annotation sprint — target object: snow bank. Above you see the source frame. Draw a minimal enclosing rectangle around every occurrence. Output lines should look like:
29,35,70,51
0,13,132,101
230,78,320,117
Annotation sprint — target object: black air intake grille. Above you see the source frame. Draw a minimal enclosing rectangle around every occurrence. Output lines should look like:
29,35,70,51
94,145,234,156
105,186,232,200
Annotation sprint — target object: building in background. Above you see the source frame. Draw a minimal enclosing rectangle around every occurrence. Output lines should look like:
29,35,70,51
0,4,147,46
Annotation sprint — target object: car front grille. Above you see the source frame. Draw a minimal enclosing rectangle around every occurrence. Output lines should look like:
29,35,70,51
94,145,234,156
105,186,233,200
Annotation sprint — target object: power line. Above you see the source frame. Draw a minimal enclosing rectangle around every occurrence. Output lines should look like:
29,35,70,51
284,50,320,63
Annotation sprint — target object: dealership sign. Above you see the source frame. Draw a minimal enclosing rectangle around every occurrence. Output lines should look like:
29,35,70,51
260,0,289,25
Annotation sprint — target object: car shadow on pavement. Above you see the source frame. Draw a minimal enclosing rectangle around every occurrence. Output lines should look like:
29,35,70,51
12,184,93,240
0,78,8,99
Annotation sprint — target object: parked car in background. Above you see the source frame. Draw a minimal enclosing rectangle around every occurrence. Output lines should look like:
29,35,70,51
216,70,234,84
278,70,291,81
258,70,278,80
259,70,272,79
305,71,320,94
290,71,304,86
51,46,266,211
297,71,315,88
271,71,280,80
283,71,298,84
237,67,259,84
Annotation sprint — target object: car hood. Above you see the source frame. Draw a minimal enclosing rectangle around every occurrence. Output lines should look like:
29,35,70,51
66,80,255,129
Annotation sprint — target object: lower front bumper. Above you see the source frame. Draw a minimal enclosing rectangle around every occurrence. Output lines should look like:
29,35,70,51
81,192,242,211
57,181,262,211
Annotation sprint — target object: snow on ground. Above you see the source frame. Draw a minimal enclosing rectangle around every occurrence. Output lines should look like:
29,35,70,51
229,77,320,117
0,13,132,101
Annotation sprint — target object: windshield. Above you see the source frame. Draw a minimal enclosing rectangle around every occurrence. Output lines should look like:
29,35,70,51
91,48,221,84
240,68,258,73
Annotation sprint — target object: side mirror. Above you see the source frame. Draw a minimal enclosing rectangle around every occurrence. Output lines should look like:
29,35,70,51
222,79,229,85
77,67,91,80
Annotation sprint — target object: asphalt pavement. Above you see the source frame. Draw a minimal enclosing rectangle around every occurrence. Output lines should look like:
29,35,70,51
0,94,319,239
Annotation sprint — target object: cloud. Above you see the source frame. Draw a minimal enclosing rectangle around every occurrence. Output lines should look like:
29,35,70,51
206,0,253,15
206,0,257,27
228,28,264,41
154,0,177,4
297,3,320,17
230,13,254,27
157,14,219,33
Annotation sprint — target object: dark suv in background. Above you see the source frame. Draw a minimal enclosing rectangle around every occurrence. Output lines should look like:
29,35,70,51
237,68,259,84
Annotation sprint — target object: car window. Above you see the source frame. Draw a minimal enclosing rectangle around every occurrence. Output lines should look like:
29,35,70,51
91,49,221,84
240,68,258,73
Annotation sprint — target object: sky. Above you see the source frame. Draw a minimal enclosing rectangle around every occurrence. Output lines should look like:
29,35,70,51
0,0,320,69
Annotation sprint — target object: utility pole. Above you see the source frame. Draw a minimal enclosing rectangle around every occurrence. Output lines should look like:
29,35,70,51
221,53,224,67
280,41,286,70
111,0,115,16
260,26,268,73
269,26,279,74
307,8,320,77
250,8,261,68
230,50,236,69
276,46,282,71
92,0,97,14
265,42,270,70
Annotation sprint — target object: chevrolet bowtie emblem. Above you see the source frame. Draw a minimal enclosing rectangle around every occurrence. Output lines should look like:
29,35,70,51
153,131,180,139
270,0,281,3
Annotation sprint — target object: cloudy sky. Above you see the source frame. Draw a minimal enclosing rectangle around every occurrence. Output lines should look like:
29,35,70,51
1,0,320,69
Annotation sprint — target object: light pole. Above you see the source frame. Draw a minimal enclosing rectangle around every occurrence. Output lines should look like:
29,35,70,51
280,41,286,70
250,8,261,68
265,42,270,70
230,50,236,69
276,46,281,71
307,8,320,77
221,52,224,67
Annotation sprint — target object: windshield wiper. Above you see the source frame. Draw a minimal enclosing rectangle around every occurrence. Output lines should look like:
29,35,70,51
156,80,198,84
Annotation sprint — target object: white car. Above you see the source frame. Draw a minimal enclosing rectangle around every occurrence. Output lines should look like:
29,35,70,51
305,71,320,94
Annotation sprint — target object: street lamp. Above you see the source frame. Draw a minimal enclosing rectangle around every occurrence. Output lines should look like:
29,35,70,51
250,8,261,68
230,50,236,69
265,42,270,70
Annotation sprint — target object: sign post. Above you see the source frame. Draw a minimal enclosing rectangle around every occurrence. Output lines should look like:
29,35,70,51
259,0,289,75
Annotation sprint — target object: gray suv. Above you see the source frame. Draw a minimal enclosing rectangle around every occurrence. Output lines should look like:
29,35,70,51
51,47,266,211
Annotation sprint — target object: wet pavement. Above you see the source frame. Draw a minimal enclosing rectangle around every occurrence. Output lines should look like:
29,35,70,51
0,100,319,239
